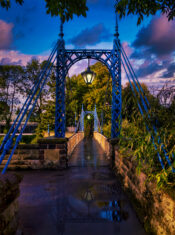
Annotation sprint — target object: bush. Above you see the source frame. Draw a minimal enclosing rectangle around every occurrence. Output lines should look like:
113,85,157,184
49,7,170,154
20,135,36,144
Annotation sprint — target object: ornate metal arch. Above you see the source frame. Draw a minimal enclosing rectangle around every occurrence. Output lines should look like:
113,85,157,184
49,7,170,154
65,49,113,76
55,34,121,138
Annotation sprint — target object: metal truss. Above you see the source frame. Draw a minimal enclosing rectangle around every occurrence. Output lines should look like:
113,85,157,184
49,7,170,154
56,40,122,138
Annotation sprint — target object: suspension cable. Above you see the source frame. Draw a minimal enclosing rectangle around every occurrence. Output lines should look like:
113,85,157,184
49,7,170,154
0,42,58,152
1,55,57,174
120,42,174,171
0,43,58,166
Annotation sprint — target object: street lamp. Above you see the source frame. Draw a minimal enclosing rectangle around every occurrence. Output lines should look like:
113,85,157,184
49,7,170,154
81,58,96,84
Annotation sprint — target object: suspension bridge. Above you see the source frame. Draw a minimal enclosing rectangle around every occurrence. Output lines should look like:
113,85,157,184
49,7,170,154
0,14,174,174
0,5,175,234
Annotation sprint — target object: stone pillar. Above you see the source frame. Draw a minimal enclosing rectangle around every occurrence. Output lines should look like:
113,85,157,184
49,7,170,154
0,173,23,235
38,137,68,169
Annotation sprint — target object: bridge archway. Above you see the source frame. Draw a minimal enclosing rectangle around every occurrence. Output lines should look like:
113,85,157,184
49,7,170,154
79,105,99,133
55,40,122,138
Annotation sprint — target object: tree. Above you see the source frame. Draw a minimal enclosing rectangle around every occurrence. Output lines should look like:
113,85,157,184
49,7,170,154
1,0,88,22
25,59,52,123
0,65,25,130
115,0,175,25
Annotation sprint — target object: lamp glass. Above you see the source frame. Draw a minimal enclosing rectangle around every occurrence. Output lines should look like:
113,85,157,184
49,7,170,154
87,114,91,120
81,66,96,84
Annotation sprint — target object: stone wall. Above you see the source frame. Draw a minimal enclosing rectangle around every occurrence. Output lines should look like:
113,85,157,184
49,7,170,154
113,144,175,235
67,132,84,156
0,173,22,235
94,136,175,235
0,132,84,170
93,131,110,157
1,144,41,170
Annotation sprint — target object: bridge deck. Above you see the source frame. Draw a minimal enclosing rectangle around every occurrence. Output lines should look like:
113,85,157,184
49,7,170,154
18,138,146,235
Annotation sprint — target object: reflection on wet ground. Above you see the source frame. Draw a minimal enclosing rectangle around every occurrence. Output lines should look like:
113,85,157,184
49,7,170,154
18,138,147,235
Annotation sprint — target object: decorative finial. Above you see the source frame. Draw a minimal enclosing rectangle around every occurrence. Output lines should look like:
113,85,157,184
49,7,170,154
114,12,119,38
59,17,64,39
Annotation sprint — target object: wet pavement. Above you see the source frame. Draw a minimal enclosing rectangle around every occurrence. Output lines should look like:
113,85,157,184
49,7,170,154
18,138,147,235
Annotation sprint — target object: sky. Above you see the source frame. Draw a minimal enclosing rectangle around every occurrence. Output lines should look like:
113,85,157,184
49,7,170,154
0,0,175,90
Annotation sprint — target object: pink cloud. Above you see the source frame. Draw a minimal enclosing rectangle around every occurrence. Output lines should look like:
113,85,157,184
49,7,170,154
0,20,13,49
133,14,175,58
151,14,175,43
0,50,48,66
122,41,133,57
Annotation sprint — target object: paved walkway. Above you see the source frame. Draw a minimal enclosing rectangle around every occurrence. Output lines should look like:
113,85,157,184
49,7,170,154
18,138,147,235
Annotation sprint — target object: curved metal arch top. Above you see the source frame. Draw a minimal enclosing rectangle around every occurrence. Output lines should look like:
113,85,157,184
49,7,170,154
84,111,94,115
64,49,115,77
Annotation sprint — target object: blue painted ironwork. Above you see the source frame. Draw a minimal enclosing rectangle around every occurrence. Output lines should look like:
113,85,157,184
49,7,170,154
0,12,122,172
120,41,174,172
121,59,165,170
0,43,57,152
0,43,57,173
56,46,121,137
78,105,101,132
120,40,174,168
1,55,57,174
94,105,98,132
54,9,121,138
80,104,85,132
59,15,121,137
56,48,122,136
55,21,66,137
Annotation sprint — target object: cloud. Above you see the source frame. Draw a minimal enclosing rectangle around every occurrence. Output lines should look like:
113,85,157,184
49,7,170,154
122,42,133,57
70,23,112,47
136,61,164,78
0,50,48,66
132,14,175,58
161,62,175,78
0,20,13,50
127,14,175,86
69,59,88,77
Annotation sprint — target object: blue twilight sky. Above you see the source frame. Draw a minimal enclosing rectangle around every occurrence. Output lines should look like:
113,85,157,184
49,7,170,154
0,0,175,88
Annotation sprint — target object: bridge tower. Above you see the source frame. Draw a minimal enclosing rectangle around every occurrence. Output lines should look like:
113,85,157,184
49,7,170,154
55,12,121,138
55,19,66,138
